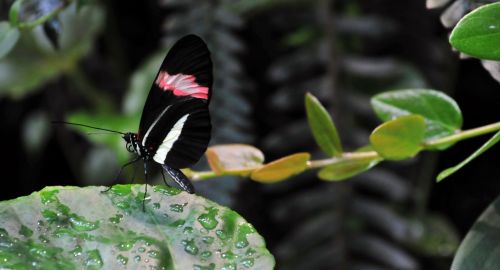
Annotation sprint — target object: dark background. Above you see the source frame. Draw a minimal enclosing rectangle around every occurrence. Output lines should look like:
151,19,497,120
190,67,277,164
1,0,499,269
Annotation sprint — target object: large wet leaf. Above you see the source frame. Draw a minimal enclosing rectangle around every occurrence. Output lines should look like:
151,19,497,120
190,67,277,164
371,89,462,143
451,196,500,270
449,2,500,60
0,185,275,269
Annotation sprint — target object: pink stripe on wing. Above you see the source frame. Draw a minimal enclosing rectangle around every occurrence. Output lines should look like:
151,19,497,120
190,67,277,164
155,71,209,100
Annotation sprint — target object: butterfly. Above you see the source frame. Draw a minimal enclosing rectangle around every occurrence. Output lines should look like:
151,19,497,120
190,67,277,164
58,34,212,200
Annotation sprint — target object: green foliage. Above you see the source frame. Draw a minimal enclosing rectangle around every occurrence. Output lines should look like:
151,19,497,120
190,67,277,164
0,22,20,59
449,2,500,60
251,153,310,183
318,147,381,181
305,92,342,157
67,112,139,163
451,196,500,270
370,115,426,160
0,185,274,269
206,144,264,175
371,89,463,143
437,131,500,182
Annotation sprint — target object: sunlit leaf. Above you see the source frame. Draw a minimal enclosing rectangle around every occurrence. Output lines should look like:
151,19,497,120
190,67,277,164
305,92,342,156
437,130,500,182
0,22,20,59
370,115,426,160
371,89,462,145
449,2,500,60
251,153,310,183
451,196,500,270
206,144,264,175
0,185,275,269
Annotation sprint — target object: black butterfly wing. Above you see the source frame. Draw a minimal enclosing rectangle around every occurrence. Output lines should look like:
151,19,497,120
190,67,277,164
138,35,212,169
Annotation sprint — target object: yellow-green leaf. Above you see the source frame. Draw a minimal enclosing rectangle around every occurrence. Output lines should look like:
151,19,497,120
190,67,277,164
318,157,381,181
251,153,310,183
305,93,342,156
370,115,426,160
206,144,264,176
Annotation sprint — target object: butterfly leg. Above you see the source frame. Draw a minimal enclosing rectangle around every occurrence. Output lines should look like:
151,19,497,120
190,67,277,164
142,161,149,211
162,165,195,194
102,156,140,193
160,169,173,188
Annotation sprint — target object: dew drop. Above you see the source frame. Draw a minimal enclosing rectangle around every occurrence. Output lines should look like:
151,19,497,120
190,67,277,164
117,254,128,266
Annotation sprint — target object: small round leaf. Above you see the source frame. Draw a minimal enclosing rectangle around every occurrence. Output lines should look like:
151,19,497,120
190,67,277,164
251,153,310,183
370,115,426,160
206,144,265,175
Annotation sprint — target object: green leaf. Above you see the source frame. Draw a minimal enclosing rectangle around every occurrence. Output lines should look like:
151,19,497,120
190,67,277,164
371,89,462,143
437,130,500,182
0,22,20,59
8,0,21,26
451,196,500,270
318,158,381,181
206,144,265,175
449,2,500,60
67,112,139,163
370,115,426,160
318,146,381,181
305,93,342,156
0,185,275,269
251,153,310,183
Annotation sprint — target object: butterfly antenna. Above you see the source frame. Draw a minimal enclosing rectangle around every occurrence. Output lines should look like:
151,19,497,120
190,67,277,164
52,121,126,135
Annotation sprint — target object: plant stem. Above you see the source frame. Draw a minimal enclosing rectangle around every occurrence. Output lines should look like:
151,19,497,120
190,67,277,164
17,5,68,30
423,121,500,148
186,121,500,182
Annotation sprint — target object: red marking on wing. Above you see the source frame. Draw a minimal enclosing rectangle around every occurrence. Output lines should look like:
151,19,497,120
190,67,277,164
155,71,208,100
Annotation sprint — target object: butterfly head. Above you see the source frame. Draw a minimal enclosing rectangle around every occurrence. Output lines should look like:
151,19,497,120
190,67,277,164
123,133,136,153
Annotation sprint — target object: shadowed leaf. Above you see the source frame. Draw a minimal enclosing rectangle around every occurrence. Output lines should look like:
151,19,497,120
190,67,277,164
451,196,500,270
